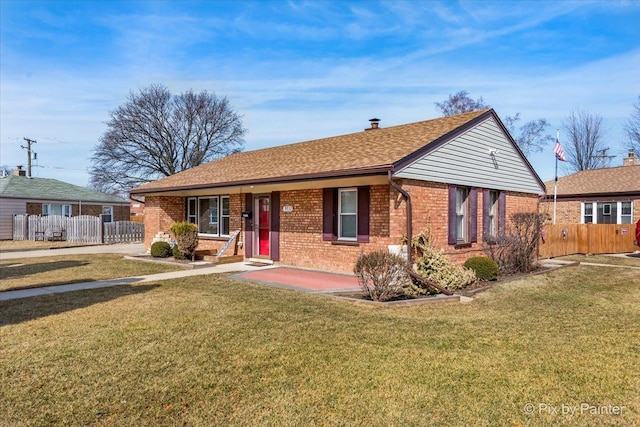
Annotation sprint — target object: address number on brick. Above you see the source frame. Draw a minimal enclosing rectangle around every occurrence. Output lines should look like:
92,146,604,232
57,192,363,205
282,205,294,213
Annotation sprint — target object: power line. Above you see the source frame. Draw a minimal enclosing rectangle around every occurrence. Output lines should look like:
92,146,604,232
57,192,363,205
590,148,615,168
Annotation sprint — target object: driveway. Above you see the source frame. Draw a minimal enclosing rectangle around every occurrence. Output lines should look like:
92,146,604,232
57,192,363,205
0,243,145,260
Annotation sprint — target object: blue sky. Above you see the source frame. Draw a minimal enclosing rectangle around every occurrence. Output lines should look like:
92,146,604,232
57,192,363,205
1,0,639,188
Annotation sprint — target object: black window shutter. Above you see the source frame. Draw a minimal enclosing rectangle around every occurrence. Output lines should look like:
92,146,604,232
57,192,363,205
482,189,490,240
448,185,457,245
270,191,280,261
322,188,336,241
498,191,507,234
357,186,370,243
469,188,478,243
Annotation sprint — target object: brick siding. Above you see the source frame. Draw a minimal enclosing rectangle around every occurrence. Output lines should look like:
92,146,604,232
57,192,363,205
143,181,540,273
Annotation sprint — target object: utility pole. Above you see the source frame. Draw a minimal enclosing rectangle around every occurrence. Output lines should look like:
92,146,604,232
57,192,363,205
21,138,37,177
590,148,615,169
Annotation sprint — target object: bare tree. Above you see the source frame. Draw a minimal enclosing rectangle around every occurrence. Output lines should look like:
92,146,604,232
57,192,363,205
435,90,553,155
0,165,13,177
623,95,640,156
503,113,555,156
90,84,246,194
561,109,608,171
435,90,488,116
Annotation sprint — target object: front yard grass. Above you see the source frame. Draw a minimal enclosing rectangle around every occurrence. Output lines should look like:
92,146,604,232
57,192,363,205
1,264,638,426
0,254,186,292
557,253,640,268
0,240,89,252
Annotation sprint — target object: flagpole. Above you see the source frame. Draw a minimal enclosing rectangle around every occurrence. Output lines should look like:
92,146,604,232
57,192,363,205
553,130,559,225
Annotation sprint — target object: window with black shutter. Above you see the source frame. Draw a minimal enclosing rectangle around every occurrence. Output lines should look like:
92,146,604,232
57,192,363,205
323,186,369,243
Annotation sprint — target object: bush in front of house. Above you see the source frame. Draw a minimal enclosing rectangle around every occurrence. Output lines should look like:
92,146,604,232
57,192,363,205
172,243,186,260
170,222,198,261
463,256,499,281
354,251,410,302
409,228,477,295
484,212,549,274
150,241,172,258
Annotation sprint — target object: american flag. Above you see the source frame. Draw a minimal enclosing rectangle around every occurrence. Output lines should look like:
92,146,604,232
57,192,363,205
553,138,566,162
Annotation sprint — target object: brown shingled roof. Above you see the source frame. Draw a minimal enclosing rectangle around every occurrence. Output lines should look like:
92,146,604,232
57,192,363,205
132,109,491,194
544,165,640,197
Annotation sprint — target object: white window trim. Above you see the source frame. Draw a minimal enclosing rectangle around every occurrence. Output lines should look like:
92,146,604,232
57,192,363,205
582,201,634,224
42,203,72,217
620,201,633,224
338,188,357,241
102,206,114,223
581,202,594,224
187,197,197,224
221,196,230,234
187,195,230,237
456,187,469,242
488,190,498,237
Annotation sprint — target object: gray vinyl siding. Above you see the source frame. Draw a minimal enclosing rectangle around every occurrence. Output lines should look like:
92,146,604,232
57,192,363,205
0,198,26,240
394,117,545,195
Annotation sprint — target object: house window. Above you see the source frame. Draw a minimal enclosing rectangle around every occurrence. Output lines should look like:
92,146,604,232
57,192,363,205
456,187,469,242
102,206,113,223
449,185,478,245
583,202,593,224
487,190,499,237
42,204,71,217
187,196,230,237
187,198,197,224
621,201,633,224
597,202,617,224
221,196,230,235
322,186,370,243
583,201,632,224
338,188,357,240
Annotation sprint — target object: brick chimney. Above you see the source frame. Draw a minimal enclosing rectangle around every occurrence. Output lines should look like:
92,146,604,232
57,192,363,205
12,165,26,177
365,118,380,131
623,150,639,166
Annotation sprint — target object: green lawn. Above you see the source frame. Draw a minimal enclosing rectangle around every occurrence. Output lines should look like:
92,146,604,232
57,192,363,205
557,254,640,268
0,254,186,292
0,240,89,252
1,265,638,426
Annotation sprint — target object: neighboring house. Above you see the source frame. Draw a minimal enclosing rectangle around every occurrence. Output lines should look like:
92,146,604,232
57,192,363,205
130,198,145,217
131,109,545,273
541,152,640,225
0,168,130,240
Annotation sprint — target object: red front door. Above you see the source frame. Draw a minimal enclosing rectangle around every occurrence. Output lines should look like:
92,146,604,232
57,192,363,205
256,196,270,257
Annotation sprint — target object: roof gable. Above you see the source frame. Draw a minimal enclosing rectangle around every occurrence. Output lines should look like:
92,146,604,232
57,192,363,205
394,114,545,194
544,165,640,196
0,175,128,204
132,109,492,194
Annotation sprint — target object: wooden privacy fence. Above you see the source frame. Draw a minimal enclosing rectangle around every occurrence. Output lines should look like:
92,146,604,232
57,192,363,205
539,223,638,258
103,221,145,244
13,215,144,244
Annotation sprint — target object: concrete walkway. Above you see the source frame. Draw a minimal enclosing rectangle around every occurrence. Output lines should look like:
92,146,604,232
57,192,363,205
0,261,275,301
